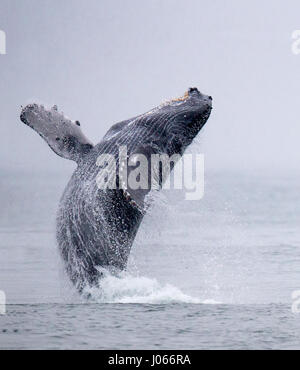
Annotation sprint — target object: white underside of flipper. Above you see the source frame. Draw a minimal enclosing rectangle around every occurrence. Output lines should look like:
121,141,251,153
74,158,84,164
20,104,93,161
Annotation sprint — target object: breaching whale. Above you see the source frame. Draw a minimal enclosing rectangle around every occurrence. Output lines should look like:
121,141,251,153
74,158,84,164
20,88,212,292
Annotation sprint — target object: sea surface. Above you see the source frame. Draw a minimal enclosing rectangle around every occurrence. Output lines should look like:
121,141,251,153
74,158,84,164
0,169,300,349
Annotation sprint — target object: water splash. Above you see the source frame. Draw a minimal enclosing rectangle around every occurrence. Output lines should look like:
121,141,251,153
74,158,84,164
82,269,220,304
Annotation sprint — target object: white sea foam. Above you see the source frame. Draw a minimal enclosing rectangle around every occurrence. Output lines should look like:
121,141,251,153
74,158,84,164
82,269,220,304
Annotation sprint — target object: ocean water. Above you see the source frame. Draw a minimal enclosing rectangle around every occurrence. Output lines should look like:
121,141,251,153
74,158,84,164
0,169,300,349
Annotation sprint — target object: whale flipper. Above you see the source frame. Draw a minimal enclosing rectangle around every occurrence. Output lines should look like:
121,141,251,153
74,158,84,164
20,104,94,162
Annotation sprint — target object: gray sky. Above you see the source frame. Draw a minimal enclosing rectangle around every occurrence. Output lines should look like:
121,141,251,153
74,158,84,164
0,0,299,173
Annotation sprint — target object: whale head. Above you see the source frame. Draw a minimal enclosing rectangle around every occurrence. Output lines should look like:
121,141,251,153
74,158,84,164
103,87,212,157
99,87,212,210
149,87,212,156
20,104,93,162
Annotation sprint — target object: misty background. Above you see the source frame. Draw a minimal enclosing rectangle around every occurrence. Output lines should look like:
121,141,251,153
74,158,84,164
0,0,299,174
2,2,300,350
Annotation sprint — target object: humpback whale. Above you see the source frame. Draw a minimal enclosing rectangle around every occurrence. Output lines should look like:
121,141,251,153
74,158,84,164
20,88,212,292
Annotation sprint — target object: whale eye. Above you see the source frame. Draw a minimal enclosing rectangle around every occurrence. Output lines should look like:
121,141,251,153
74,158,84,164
75,120,80,126
56,137,60,141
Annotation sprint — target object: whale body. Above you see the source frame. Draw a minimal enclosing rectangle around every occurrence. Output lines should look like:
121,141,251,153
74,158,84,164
20,88,212,292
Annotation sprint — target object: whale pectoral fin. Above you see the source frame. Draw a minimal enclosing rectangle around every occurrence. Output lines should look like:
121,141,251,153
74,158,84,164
20,104,94,162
